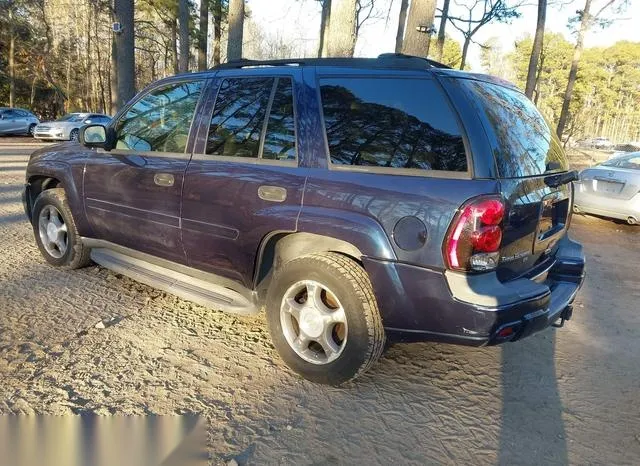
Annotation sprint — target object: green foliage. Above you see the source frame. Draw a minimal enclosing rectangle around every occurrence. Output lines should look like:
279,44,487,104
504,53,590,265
508,33,640,142
428,36,465,69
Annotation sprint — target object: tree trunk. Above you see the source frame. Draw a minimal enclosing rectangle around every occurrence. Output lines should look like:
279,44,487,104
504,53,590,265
212,0,222,65
30,75,38,108
8,6,15,107
198,0,209,70
318,0,332,57
557,0,592,138
171,20,179,74
325,0,357,57
395,0,409,53
402,0,436,58
178,0,190,72
113,0,136,111
525,0,547,99
460,37,470,70
435,0,450,61
227,0,245,61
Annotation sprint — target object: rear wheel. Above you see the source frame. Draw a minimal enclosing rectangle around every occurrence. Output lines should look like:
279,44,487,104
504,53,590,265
265,252,385,385
28,124,36,136
31,188,91,269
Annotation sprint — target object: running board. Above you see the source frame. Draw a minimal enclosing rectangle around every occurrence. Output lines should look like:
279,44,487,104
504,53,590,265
90,248,259,316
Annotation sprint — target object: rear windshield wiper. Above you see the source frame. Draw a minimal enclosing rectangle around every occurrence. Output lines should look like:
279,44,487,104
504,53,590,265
545,170,579,188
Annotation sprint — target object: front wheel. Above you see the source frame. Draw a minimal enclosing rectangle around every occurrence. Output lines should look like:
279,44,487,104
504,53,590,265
69,129,79,141
265,252,385,385
31,188,91,269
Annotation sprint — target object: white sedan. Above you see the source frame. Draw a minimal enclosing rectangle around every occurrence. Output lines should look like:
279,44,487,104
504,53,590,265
33,113,111,141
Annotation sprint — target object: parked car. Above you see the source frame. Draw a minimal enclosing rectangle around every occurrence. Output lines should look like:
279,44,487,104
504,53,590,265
22,55,585,385
0,107,40,136
33,113,111,141
592,137,614,150
574,152,640,225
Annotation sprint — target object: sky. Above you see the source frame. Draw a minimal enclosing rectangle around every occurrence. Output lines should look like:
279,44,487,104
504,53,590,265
246,0,639,71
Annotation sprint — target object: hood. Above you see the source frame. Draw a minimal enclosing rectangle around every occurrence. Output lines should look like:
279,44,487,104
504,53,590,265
38,121,81,129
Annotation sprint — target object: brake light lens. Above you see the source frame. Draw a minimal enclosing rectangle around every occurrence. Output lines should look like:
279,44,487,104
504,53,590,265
444,196,505,272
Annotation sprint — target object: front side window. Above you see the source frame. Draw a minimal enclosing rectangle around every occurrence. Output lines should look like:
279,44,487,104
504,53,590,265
320,77,468,172
115,80,203,153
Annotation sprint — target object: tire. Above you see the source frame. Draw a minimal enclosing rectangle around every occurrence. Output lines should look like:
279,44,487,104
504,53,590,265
31,188,91,269
28,124,36,137
69,129,79,141
265,252,385,385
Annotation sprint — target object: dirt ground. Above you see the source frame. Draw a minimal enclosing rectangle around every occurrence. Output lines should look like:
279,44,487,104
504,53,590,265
1,139,639,465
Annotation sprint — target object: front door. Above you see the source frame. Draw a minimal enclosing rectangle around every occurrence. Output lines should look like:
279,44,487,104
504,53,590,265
83,79,205,264
182,71,306,288
0,109,21,134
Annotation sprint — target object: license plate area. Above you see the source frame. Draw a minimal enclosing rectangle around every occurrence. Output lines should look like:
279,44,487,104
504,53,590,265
534,191,568,253
592,178,624,195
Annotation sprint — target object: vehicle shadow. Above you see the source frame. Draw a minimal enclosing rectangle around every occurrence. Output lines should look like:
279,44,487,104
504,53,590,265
499,330,567,465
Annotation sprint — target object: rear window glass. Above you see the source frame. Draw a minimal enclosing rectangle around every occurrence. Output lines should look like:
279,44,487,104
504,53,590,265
319,77,468,172
462,80,568,178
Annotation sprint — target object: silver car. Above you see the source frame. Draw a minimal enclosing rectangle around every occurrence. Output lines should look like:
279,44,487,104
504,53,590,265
0,107,40,136
574,152,640,225
33,113,111,141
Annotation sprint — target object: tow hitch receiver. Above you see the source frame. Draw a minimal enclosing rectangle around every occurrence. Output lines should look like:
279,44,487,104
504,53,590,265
552,305,574,328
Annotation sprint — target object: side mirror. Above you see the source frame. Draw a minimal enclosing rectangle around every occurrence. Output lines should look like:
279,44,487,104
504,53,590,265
80,124,108,148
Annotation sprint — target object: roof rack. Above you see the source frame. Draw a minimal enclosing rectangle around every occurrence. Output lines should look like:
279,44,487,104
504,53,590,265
209,53,452,71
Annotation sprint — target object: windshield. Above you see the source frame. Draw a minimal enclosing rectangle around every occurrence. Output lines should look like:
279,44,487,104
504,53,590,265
56,114,84,122
462,79,569,178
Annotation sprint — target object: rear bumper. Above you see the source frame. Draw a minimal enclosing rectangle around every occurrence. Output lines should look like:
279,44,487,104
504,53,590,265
364,235,585,346
574,190,640,221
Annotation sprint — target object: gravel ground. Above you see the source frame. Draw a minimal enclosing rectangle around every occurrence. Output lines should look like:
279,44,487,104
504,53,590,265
1,141,639,465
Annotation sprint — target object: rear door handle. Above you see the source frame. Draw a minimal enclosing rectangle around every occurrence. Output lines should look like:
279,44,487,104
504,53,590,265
258,185,287,202
154,173,175,187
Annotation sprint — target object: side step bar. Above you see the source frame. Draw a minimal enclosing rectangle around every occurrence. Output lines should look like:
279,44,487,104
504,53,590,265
90,248,259,316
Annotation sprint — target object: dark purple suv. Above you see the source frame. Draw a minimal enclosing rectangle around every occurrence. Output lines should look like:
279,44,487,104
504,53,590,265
23,55,585,385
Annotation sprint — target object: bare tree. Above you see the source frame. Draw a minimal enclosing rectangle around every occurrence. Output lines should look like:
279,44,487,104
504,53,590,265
435,0,451,61
212,0,223,65
525,0,546,98
113,0,136,111
556,0,622,138
317,0,331,57
227,0,244,60
325,0,357,57
178,0,189,72
446,0,521,70
395,0,409,53
198,0,209,70
8,1,15,107
402,0,436,58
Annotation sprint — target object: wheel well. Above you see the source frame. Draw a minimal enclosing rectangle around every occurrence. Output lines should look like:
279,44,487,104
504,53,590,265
25,176,62,219
254,232,364,294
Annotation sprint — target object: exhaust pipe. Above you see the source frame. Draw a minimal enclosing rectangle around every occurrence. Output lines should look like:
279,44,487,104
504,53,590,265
627,216,638,225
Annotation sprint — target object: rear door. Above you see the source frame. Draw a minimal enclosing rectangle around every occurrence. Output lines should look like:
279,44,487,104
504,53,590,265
181,70,305,288
459,79,573,281
83,79,205,263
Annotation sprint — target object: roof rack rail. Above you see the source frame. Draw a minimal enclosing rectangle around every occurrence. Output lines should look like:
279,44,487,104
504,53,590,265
209,54,452,71
376,53,452,69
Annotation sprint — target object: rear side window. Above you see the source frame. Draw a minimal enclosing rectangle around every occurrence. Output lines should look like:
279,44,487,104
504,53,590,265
319,77,467,172
462,80,568,178
206,77,297,160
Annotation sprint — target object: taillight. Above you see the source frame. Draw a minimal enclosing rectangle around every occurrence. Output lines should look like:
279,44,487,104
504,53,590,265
444,196,505,272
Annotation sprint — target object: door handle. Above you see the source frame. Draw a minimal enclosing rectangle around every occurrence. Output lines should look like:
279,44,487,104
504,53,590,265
154,173,175,187
258,185,287,202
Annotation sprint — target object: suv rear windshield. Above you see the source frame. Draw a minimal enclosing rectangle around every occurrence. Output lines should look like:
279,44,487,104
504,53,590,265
462,79,568,178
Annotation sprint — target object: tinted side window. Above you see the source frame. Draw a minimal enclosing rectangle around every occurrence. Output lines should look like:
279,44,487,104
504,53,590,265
206,77,274,157
115,80,203,153
320,77,467,172
262,78,296,161
461,80,568,178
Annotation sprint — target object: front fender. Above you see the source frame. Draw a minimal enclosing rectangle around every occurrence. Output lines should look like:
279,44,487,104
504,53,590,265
25,145,93,236
296,206,396,260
